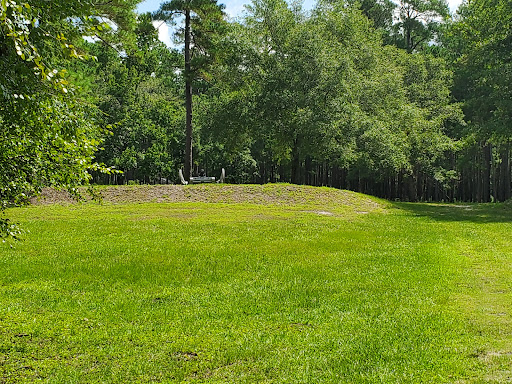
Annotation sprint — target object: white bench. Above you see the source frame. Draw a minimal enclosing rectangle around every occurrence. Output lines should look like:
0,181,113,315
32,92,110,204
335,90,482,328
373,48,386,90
179,168,225,185
190,176,216,184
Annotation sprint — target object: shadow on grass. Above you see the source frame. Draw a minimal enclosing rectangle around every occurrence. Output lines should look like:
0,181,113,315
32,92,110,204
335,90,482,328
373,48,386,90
394,201,512,223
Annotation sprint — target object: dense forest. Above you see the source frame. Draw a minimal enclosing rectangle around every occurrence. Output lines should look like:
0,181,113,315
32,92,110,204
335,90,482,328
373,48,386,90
1,0,511,226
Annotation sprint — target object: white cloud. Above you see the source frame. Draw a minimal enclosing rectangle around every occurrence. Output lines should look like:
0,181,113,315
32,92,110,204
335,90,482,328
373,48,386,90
152,20,172,47
223,0,248,17
448,0,463,12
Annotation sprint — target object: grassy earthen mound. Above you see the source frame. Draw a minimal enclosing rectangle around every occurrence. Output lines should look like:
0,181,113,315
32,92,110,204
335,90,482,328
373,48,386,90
30,184,383,211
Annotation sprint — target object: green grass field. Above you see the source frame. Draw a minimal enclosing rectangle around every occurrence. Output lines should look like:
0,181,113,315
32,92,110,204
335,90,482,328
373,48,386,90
1,185,511,383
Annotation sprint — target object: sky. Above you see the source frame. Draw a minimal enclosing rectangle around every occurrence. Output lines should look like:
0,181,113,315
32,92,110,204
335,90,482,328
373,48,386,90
137,0,464,46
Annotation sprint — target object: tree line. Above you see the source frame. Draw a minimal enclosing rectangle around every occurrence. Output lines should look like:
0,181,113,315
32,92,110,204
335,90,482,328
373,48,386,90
1,0,511,235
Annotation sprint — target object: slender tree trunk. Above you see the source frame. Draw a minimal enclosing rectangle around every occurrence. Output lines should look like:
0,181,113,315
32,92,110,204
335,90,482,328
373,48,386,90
305,156,312,185
504,144,511,201
291,138,301,184
408,173,417,201
483,143,491,202
184,9,193,181
497,143,511,201
406,27,412,53
475,149,481,202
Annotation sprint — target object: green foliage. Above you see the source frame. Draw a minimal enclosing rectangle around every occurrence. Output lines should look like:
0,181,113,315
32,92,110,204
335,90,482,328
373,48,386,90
446,0,512,141
195,0,459,192
439,0,512,202
0,0,139,238
0,0,138,98
336,0,450,52
346,0,395,33
0,217,23,243
0,95,100,200
392,0,450,52
85,15,185,184
397,52,460,174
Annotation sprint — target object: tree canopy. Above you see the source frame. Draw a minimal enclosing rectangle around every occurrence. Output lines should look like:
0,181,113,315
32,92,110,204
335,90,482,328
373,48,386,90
0,0,138,240
2,0,512,238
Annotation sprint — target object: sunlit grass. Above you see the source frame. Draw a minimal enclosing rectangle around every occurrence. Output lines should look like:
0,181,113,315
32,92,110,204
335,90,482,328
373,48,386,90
1,190,511,383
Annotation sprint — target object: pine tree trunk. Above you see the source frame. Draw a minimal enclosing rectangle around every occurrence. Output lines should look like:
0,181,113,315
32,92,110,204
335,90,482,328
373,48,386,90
184,9,193,181
504,144,511,201
483,143,491,202
499,143,511,201
305,156,312,185
291,138,301,184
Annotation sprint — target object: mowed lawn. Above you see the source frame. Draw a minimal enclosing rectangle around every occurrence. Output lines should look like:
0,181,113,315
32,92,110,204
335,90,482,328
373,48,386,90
1,185,512,383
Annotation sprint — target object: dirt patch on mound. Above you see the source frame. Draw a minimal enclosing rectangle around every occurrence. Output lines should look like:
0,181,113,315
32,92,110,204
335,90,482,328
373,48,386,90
30,184,383,211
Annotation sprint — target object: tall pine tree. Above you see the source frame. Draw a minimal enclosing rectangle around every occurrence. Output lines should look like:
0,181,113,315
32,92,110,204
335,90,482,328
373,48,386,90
155,0,226,181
